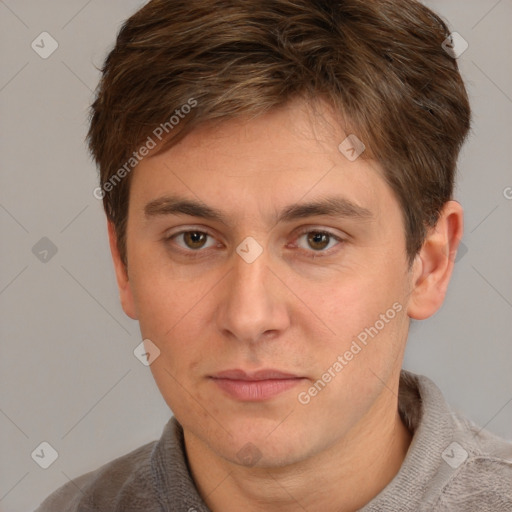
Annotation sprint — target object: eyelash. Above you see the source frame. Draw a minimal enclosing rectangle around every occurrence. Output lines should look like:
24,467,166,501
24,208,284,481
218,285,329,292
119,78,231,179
163,227,345,259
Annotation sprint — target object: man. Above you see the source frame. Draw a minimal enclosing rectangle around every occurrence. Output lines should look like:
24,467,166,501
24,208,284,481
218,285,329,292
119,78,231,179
37,0,512,510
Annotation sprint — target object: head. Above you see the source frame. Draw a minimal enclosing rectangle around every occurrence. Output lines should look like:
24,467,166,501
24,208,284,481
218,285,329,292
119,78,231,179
88,0,470,468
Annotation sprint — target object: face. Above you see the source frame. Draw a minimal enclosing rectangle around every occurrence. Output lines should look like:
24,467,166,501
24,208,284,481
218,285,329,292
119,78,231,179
116,98,418,467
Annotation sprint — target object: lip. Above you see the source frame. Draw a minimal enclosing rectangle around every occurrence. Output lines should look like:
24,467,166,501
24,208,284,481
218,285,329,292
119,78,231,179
209,369,305,401
212,369,301,381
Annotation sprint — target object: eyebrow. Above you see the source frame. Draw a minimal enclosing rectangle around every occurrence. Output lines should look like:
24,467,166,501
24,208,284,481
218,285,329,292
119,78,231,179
143,194,373,225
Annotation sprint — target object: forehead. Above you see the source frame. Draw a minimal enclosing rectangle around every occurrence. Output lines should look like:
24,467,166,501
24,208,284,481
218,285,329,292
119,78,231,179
129,99,396,228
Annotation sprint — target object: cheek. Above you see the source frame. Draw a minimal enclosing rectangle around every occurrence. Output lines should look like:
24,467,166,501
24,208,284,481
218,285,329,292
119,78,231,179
131,279,174,340
130,264,217,374
310,259,409,374
318,272,396,331
149,358,215,431
128,254,198,337
297,303,408,430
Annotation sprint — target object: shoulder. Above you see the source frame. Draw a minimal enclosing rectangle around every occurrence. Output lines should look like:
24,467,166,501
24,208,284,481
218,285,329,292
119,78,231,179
433,415,512,511
35,440,159,512
397,372,512,511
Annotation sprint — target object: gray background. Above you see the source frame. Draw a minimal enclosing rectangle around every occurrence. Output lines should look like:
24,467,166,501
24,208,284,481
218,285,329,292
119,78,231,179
0,1,511,510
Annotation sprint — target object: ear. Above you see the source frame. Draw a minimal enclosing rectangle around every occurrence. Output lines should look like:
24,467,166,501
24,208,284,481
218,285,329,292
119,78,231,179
407,200,464,320
107,221,138,320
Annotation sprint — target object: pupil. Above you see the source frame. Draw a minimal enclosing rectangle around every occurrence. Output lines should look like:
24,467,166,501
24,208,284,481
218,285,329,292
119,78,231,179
185,232,206,249
308,232,329,250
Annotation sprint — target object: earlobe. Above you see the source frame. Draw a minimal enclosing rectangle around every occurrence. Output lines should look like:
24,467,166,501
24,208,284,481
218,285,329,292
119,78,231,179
107,221,138,320
406,201,464,320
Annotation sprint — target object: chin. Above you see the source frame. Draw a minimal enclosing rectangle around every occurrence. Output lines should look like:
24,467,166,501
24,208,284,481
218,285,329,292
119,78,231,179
216,421,312,467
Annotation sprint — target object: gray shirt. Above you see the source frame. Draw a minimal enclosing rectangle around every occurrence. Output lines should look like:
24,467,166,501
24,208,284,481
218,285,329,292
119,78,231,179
36,371,512,511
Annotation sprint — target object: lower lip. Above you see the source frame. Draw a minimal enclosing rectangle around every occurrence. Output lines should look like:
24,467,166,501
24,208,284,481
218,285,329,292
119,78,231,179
211,378,304,401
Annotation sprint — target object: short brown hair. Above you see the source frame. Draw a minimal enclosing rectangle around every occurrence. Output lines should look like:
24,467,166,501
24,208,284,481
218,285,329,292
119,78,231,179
87,0,471,267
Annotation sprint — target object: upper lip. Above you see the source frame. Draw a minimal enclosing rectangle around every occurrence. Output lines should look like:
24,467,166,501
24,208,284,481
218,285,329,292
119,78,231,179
210,369,302,381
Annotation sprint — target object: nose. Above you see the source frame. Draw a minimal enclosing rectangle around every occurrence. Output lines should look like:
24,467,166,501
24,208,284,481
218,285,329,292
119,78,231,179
215,248,290,344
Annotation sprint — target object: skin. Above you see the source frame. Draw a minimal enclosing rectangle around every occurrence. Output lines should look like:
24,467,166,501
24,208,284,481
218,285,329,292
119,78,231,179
108,97,463,512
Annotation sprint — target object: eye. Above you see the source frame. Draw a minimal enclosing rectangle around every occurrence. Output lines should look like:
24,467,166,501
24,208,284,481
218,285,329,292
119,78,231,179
295,229,343,255
164,227,344,259
168,230,218,251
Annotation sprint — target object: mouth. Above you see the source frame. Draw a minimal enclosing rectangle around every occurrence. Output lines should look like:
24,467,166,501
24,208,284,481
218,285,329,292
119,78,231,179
209,369,306,401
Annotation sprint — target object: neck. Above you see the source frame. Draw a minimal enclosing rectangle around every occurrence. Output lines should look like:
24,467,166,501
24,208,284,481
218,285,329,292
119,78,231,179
184,378,412,512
